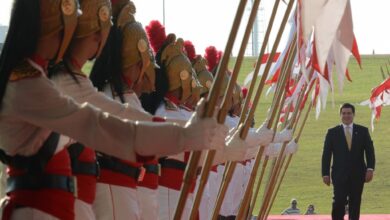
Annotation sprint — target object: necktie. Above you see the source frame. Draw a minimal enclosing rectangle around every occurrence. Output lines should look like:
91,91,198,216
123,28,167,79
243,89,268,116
345,126,352,151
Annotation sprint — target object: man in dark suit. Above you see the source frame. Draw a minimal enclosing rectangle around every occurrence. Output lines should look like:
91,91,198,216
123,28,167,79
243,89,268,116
322,103,375,220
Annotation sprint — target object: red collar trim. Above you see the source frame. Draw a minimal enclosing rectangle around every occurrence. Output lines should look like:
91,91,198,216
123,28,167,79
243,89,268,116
122,75,133,88
70,57,83,70
29,54,48,70
165,92,181,106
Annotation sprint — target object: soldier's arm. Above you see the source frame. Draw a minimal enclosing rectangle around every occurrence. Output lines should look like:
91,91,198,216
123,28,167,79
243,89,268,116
6,76,194,161
52,73,153,121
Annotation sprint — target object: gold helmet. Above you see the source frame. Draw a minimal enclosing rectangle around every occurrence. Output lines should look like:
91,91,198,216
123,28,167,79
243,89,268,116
115,2,157,93
40,0,80,63
193,56,214,96
161,36,201,103
74,0,112,57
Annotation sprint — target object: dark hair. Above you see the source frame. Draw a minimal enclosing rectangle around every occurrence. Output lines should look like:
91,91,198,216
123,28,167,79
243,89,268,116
90,24,126,103
340,103,355,114
0,0,40,107
47,61,80,84
140,41,170,114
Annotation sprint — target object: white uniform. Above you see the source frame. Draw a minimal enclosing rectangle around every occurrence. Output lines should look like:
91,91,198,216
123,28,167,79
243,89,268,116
155,101,194,220
122,92,160,220
208,164,223,219
220,115,246,217
50,71,185,220
51,71,154,220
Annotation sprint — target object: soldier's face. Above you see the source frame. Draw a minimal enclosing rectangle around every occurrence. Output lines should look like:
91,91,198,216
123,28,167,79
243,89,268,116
340,107,354,125
37,31,62,60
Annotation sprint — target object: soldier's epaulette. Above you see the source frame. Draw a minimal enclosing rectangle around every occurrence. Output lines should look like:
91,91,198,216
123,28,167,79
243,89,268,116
9,60,42,82
164,98,179,111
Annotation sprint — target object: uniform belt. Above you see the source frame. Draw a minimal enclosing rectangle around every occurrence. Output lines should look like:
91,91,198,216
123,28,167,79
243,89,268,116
159,159,201,175
72,160,100,177
143,164,160,176
6,174,76,195
98,157,143,181
159,158,187,171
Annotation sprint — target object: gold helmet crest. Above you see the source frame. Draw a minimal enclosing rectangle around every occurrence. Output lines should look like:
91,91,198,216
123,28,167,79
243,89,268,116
193,55,214,96
161,36,201,103
115,1,157,93
74,0,112,57
40,0,80,63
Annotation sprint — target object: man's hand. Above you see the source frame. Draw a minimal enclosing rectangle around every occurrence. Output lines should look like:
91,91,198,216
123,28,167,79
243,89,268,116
323,176,331,186
365,170,374,183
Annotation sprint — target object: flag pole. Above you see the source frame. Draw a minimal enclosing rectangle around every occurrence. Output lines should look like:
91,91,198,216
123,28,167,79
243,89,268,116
263,97,313,219
188,0,264,217
246,94,294,219
257,54,305,220
262,85,310,219
235,0,296,215
237,32,298,220
212,37,295,220
173,1,249,219
239,0,283,125
381,66,386,80
258,71,314,220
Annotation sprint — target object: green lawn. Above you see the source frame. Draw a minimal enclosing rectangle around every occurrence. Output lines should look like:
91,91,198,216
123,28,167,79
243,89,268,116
81,55,390,215
231,55,390,215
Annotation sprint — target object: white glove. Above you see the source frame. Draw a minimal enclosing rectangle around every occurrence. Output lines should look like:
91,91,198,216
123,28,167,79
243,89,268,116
212,148,227,166
244,145,260,160
224,127,249,162
285,140,299,155
273,128,293,143
254,122,274,146
264,143,282,158
182,98,229,151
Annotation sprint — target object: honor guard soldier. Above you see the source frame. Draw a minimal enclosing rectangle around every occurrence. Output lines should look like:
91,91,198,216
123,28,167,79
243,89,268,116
144,20,223,220
0,1,227,220
90,0,161,219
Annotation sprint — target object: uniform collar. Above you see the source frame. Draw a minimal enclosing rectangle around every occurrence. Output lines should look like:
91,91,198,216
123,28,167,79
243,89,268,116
342,123,354,129
29,54,49,71
165,92,181,106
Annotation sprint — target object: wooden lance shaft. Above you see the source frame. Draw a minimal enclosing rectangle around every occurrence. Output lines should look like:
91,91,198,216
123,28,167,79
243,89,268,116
173,0,248,219
240,0,296,139
256,86,293,220
259,77,312,220
237,31,298,219
381,66,386,80
240,30,295,220
214,39,294,220
188,0,264,218
246,93,294,219
238,0,282,125
210,1,296,217
249,89,292,220
211,67,288,220
262,88,309,219
236,1,297,215
257,61,303,220
244,71,292,220
246,155,268,219
263,98,314,219
264,155,289,217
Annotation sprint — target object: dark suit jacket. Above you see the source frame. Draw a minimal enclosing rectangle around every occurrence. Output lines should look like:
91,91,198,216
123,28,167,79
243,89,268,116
321,124,375,184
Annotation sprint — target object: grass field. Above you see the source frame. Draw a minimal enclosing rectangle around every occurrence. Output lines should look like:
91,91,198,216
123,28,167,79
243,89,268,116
230,55,390,215
84,55,390,214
